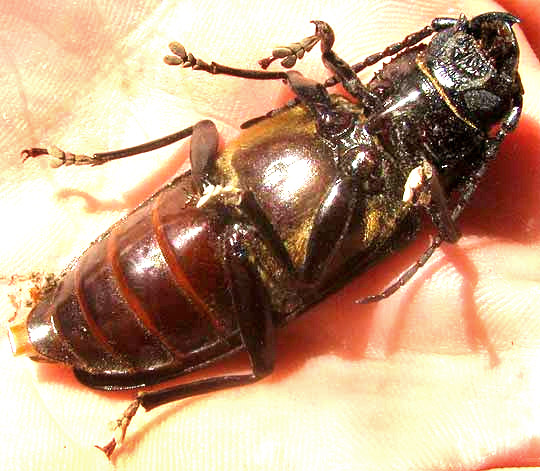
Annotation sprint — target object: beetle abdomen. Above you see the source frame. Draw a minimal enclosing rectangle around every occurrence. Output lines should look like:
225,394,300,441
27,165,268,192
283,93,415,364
26,177,241,383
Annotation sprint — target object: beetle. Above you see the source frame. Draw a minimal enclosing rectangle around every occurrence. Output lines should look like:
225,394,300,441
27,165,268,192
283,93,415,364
7,12,523,457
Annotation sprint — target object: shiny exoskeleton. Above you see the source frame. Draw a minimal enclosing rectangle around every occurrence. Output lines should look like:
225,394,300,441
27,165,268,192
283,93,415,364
9,12,523,456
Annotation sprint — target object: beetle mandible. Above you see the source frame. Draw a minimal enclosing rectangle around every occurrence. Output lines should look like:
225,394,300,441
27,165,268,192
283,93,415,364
8,12,523,457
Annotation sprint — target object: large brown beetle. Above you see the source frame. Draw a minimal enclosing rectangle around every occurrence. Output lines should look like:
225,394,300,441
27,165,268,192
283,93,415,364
8,12,523,457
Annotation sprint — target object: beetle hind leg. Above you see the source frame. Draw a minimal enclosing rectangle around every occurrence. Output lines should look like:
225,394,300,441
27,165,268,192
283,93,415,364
137,225,277,412
96,221,276,459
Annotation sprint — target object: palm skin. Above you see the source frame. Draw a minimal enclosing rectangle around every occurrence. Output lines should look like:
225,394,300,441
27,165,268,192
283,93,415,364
0,0,539,469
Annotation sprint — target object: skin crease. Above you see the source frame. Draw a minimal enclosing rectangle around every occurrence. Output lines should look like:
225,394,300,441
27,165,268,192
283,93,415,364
0,0,539,469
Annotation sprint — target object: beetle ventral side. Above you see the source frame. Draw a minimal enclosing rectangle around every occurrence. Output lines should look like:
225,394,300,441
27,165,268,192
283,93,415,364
9,12,523,458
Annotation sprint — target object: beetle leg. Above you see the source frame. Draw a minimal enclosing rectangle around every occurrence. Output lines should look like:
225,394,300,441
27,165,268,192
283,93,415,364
21,119,220,176
424,166,461,243
138,224,276,407
357,161,472,304
21,125,197,167
358,88,523,304
97,222,276,459
357,156,489,304
284,70,332,105
189,120,219,194
323,17,460,88
356,236,443,304
402,161,460,243
312,21,381,108
259,21,378,108
299,176,358,283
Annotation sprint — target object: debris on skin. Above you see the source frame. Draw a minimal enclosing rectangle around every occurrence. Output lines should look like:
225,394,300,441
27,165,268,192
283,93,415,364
2,272,58,323
402,165,425,203
402,161,433,205
197,184,243,208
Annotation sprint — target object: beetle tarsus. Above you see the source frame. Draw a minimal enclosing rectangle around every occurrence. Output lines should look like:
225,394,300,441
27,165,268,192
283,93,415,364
357,236,443,304
21,146,95,168
164,42,210,71
324,25,435,88
96,397,141,459
21,147,48,163
95,438,117,459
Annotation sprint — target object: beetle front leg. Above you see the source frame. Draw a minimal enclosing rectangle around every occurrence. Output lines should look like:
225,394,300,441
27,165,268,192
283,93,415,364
358,154,507,304
402,160,460,243
355,161,462,304
260,21,378,108
312,21,379,108
356,161,472,304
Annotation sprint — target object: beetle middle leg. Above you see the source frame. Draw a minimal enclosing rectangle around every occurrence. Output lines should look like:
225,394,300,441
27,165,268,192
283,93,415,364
21,124,199,167
21,119,221,173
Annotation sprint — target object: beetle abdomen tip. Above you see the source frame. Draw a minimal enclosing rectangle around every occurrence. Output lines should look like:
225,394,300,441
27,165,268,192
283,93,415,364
7,321,37,357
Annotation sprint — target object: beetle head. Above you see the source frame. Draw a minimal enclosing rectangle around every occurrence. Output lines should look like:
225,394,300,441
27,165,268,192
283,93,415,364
424,12,521,130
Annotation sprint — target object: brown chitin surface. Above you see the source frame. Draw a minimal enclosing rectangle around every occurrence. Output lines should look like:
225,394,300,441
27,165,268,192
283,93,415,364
218,102,411,308
25,102,409,376
218,104,336,272
27,180,241,376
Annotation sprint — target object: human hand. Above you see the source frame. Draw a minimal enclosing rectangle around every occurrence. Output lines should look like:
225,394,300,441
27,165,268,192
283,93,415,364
1,0,539,469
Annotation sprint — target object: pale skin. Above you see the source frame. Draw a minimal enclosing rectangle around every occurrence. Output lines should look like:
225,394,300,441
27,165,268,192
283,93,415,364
1,0,540,469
